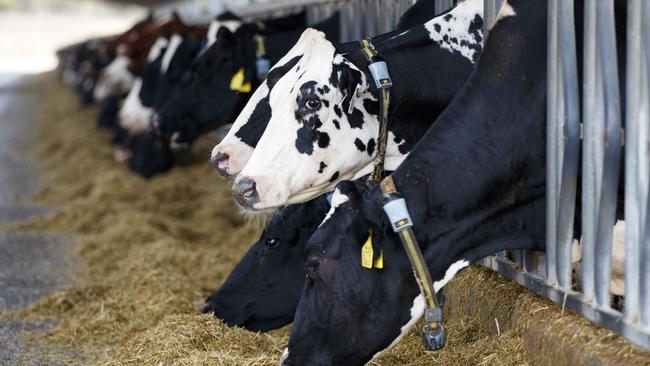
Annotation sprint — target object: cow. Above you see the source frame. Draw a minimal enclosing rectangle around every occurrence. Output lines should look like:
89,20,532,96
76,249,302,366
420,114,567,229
121,32,205,135
202,194,331,331
94,12,206,102
280,1,546,364
211,0,484,212
118,36,169,134
152,11,340,149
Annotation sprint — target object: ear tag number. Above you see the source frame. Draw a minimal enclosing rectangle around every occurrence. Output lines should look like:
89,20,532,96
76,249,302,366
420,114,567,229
230,68,252,93
361,230,374,269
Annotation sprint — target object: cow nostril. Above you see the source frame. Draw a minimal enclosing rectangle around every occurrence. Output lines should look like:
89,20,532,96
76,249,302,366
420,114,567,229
210,152,230,176
232,177,259,208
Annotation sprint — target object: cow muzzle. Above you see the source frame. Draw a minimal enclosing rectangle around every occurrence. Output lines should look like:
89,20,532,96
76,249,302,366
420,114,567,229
232,177,260,209
210,152,231,177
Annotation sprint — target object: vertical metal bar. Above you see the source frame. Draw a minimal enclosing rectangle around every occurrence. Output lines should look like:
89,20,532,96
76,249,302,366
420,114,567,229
435,0,453,15
581,0,598,304
364,0,378,37
353,0,363,40
484,0,496,36
546,0,560,286
624,0,643,324
593,0,622,309
638,0,650,327
382,0,395,32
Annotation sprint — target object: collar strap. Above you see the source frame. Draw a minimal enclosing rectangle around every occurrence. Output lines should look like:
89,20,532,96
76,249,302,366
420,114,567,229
360,38,392,183
380,176,446,351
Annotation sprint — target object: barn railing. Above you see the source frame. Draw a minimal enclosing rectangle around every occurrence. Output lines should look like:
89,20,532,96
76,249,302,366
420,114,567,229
161,0,650,351
481,0,650,352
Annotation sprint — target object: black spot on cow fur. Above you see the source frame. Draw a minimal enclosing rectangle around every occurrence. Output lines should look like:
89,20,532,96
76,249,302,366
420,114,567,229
444,14,452,21
317,132,330,148
235,95,271,147
362,98,378,118
347,107,365,129
354,138,366,152
334,105,343,118
329,171,339,182
318,161,327,173
434,23,441,32
323,85,330,93
332,119,340,130
267,55,302,90
367,138,376,156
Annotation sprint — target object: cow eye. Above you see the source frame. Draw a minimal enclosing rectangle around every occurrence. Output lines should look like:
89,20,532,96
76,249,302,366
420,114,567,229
305,98,320,110
265,238,279,248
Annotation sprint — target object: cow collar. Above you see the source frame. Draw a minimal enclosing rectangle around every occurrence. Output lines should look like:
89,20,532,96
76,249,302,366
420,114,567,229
380,175,446,351
359,39,446,351
359,38,392,182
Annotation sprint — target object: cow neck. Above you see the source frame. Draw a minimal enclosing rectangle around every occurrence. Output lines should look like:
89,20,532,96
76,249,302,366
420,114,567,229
337,20,478,180
374,0,546,289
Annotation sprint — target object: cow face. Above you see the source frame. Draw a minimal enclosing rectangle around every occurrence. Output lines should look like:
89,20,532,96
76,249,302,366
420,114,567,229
232,30,381,210
209,46,306,178
119,78,153,134
202,195,330,331
154,26,256,148
281,181,423,366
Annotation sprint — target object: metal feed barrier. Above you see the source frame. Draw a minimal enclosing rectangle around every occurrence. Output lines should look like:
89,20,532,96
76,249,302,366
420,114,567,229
163,0,650,351
481,0,650,352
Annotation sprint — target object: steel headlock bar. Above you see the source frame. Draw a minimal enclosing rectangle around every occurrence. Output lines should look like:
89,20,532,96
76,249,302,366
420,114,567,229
359,38,446,351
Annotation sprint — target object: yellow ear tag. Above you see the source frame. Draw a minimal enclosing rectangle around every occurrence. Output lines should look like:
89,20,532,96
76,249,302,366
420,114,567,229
373,249,383,269
361,230,374,269
230,68,252,93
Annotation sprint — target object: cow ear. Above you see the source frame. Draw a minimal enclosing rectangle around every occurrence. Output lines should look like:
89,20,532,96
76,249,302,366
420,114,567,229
216,27,235,47
339,64,364,114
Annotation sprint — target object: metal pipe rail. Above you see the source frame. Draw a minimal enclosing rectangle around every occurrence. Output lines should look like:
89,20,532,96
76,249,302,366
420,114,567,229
484,0,650,351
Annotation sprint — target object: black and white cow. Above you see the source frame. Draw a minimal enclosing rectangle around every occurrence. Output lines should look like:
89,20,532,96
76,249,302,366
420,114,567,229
202,194,330,331
118,36,169,134
153,12,340,148
213,0,484,211
280,0,546,364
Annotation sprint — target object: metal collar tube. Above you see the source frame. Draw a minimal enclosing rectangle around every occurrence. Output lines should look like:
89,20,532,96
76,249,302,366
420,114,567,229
380,176,445,351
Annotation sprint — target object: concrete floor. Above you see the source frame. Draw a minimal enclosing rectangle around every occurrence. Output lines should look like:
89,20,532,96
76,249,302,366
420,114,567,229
0,74,82,365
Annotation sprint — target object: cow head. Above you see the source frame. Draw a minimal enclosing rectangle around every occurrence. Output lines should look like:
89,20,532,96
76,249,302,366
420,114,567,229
202,195,330,331
280,181,425,365
153,23,258,148
230,29,382,211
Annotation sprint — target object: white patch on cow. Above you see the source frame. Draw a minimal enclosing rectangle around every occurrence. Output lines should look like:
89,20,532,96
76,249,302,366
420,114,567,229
496,1,517,23
119,78,153,133
371,293,425,361
319,188,349,228
424,0,484,63
433,259,470,292
278,348,289,365
161,34,183,74
147,37,169,62
94,56,135,101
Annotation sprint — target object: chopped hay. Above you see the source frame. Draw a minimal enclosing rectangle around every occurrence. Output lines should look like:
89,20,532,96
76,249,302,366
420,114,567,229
6,72,647,365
